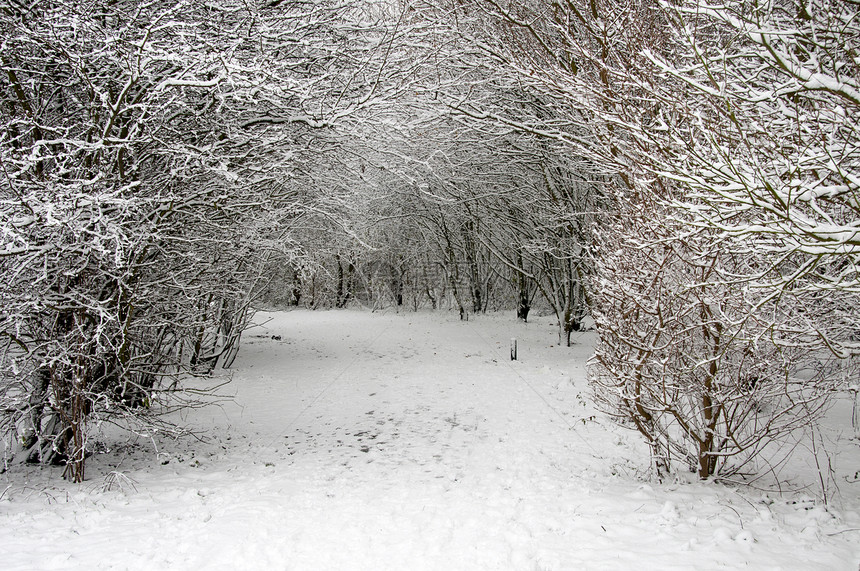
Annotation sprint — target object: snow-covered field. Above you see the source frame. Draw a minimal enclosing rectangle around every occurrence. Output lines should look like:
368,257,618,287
2,309,860,570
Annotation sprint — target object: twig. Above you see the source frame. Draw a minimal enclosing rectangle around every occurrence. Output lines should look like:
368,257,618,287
826,528,860,536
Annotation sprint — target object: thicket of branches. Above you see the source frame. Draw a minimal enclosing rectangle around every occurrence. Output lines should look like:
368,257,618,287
410,0,860,481
588,0,860,480
0,0,405,481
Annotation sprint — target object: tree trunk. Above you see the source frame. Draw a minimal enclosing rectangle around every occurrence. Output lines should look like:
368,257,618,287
516,275,531,323
61,378,87,483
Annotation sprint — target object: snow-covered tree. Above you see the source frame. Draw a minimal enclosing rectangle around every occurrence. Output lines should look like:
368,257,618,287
585,0,860,478
0,0,245,482
587,196,852,479
0,0,413,481
415,0,860,479
640,0,860,355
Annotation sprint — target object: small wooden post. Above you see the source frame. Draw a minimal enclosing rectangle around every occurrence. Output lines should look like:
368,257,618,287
851,385,859,439
510,338,517,361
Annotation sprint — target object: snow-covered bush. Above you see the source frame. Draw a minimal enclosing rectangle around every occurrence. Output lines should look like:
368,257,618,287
588,199,853,479
0,0,394,481
585,0,860,480
422,0,860,481
0,1,267,481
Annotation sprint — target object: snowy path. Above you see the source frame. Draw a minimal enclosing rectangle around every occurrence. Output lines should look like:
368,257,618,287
2,310,859,570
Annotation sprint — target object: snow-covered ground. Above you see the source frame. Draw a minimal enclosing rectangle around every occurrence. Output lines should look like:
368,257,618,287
2,309,860,570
